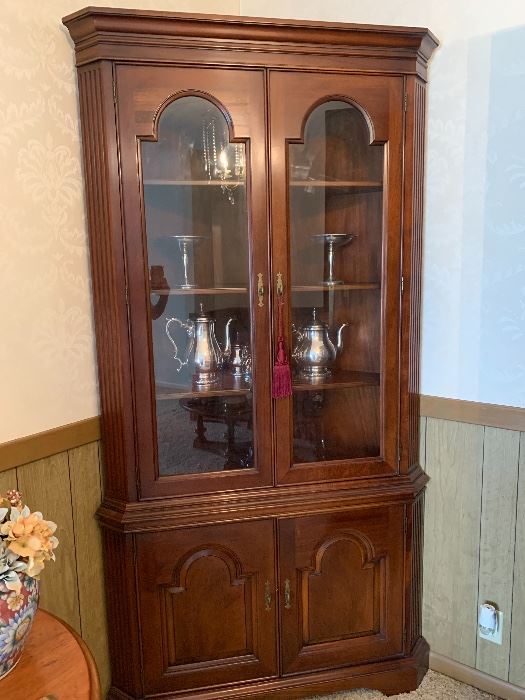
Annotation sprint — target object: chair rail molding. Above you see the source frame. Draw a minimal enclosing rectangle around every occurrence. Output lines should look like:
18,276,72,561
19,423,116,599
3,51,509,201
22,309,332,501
0,417,101,473
420,395,525,431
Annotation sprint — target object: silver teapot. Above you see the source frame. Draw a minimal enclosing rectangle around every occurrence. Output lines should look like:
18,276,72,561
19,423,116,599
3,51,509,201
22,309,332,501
292,308,348,380
165,304,233,386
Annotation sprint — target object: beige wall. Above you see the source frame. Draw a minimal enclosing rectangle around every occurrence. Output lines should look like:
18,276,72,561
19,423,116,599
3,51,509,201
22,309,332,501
4,2,524,442
238,0,525,408
0,0,239,444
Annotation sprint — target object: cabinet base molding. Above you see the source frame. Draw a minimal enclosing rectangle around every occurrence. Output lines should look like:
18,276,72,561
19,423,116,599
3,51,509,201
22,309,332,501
107,638,428,699
429,652,525,700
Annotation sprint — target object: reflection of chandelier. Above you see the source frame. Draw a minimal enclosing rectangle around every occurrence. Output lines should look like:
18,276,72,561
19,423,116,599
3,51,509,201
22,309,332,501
202,117,244,204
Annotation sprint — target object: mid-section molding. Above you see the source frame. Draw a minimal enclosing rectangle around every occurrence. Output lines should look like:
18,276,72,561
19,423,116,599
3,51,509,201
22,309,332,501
98,470,429,533
0,417,101,473
421,395,525,432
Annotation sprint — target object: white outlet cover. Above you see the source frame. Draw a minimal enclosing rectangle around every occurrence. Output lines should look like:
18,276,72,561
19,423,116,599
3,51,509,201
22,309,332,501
479,610,503,645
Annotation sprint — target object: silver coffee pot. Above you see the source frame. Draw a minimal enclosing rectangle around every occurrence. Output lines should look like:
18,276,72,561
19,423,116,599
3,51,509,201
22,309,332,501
165,304,233,386
292,308,348,380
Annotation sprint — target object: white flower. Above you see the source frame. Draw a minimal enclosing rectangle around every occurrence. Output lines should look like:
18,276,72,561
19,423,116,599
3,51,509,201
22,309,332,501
0,543,27,594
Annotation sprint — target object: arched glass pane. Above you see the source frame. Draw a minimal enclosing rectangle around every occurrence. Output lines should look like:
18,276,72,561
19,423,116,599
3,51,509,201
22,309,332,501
289,100,384,463
142,96,253,477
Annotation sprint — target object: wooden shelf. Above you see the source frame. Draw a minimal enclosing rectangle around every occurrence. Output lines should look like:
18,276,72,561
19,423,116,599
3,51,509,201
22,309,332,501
292,283,380,292
293,370,379,392
144,179,245,186
290,180,382,193
151,287,248,296
156,376,251,400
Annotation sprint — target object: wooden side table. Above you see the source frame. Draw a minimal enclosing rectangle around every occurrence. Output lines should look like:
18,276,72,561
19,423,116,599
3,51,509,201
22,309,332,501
0,609,100,699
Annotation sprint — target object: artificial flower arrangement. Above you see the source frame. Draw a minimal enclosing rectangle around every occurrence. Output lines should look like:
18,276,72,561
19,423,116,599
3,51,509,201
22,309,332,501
0,490,59,678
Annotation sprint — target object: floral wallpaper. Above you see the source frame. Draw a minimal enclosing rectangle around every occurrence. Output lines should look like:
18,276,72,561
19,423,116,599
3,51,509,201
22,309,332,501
239,0,525,408
0,0,238,443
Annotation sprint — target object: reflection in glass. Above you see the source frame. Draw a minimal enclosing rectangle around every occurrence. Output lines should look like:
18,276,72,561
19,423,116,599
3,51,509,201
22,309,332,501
141,96,253,476
289,101,384,463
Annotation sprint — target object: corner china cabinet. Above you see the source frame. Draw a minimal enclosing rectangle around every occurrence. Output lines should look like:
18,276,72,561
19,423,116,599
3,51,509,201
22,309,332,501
64,8,437,699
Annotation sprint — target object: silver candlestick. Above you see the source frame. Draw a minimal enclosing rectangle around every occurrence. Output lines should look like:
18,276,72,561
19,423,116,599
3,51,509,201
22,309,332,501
170,235,205,289
313,233,356,286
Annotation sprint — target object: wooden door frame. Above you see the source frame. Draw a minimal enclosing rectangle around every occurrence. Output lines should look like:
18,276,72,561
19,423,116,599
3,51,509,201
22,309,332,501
115,63,274,498
269,70,405,485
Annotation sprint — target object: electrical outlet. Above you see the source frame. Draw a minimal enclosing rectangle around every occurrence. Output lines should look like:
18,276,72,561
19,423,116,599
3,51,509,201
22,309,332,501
479,610,503,645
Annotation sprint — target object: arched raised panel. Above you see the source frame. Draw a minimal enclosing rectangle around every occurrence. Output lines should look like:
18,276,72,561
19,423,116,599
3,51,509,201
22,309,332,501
303,532,385,645
117,66,259,141
279,507,405,675
161,545,255,669
271,72,394,144
136,520,277,693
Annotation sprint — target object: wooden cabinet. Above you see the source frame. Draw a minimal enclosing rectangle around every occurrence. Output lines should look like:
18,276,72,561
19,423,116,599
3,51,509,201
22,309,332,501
64,7,437,699
279,508,405,675
136,520,278,694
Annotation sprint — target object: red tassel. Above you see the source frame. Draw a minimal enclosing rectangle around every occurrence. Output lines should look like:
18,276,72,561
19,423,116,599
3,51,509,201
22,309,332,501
272,344,292,398
272,295,292,399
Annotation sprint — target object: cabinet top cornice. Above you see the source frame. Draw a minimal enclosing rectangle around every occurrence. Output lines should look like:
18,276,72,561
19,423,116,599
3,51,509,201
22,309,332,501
63,6,438,67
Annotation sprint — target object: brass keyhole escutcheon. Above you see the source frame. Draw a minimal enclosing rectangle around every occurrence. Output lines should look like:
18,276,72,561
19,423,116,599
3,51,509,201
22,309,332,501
276,272,284,297
257,273,264,307
264,580,272,611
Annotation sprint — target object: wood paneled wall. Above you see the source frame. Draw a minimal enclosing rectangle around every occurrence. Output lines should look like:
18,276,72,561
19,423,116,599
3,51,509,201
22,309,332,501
422,416,525,689
0,442,110,696
2,414,524,697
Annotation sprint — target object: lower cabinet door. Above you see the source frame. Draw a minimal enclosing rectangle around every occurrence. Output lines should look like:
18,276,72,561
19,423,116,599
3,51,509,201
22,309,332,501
136,519,278,694
278,506,405,675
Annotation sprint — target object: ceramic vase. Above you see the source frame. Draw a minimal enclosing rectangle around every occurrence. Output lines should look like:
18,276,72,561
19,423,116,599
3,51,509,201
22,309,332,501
0,574,39,679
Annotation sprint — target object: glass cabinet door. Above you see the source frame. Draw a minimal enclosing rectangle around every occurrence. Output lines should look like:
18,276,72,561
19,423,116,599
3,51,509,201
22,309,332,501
270,72,404,484
143,97,253,477
116,66,272,497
